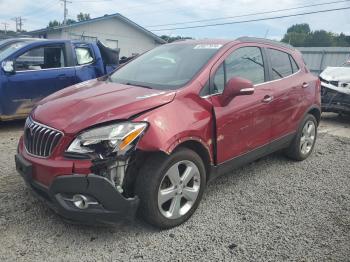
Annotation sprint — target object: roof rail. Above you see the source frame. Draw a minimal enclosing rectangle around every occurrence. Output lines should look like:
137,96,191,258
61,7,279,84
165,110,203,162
236,37,295,50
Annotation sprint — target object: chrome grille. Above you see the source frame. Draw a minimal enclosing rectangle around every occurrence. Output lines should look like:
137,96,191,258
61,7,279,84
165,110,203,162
24,118,63,157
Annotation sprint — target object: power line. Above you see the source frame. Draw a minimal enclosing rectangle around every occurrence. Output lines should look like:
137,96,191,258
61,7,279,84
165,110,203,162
151,6,350,31
147,0,350,28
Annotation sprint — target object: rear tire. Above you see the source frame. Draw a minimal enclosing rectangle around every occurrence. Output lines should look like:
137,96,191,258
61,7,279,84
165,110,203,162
135,148,206,229
285,114,317,161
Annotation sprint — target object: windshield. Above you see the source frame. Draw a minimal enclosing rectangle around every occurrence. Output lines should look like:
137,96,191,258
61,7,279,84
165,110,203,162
109,43,223,90
0,42,29,61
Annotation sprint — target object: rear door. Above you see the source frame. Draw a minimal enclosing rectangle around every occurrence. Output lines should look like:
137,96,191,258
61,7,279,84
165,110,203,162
266,48,304,139
210,45,273,163
2,43,75,117
97,40,120,73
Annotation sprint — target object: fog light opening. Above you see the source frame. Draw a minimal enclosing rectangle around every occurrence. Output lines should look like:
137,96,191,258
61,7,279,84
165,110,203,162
72,194,90,209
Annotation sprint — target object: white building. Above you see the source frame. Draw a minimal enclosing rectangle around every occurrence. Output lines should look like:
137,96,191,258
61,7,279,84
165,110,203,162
29,13,165,57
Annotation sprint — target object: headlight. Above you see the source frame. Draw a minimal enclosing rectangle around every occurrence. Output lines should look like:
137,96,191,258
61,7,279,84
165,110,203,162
66,122,148,156
340,82,349,88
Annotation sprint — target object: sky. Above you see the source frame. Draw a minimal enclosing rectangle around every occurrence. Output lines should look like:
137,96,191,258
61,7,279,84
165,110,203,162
0,0,349,40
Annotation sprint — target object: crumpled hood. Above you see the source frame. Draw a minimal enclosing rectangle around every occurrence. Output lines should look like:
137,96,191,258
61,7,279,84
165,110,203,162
320,67,350,82
320,67,350,95
33,79,176,134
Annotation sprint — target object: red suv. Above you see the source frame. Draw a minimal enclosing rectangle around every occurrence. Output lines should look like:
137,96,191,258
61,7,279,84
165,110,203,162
15,37,321,228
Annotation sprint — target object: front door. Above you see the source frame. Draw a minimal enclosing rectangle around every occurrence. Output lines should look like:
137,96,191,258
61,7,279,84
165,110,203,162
2,44,75,118
74,44,104,82
210,45,273,164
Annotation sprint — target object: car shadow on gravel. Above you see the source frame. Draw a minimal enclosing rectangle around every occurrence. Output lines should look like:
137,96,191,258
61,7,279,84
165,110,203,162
24,151,293,235
0,119,25,132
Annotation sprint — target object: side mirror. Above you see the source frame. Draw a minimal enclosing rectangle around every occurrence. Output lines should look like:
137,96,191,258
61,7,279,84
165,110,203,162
2,61,15,74
221,77,254,105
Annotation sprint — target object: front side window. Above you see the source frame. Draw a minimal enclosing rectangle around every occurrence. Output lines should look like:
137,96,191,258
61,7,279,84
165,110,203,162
15,46,66,71
75,47,94,65
212,46,265,94
268,48,294,80
0,42,28,61
110,43,222,90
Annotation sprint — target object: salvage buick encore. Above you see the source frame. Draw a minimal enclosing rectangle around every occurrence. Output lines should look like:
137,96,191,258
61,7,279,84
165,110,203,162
15,37,321,229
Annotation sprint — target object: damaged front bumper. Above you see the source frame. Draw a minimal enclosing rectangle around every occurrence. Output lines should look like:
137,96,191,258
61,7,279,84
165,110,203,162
321,84,350,114
15,154,139,224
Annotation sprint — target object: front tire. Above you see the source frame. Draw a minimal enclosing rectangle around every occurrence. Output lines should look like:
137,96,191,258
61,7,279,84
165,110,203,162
285,114,317,161
135,148,206,229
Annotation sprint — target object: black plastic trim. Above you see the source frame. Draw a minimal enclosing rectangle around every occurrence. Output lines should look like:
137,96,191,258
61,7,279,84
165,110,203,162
15,154,139,224
208,132,295,181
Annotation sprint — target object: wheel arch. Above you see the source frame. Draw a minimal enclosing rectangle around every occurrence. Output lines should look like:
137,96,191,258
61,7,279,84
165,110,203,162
172,139,213,180
307,106,321,125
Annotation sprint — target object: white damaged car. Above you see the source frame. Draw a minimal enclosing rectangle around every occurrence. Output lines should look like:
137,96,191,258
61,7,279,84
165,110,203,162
320,61,350,114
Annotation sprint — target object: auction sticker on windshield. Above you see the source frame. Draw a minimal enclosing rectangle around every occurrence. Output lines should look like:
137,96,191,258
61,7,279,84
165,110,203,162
194,44,223,49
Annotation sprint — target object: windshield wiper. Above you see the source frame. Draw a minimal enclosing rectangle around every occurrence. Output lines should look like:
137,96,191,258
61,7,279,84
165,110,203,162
125,82,153,89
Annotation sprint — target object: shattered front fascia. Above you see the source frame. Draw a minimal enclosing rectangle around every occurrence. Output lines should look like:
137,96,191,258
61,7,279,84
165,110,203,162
88,138,145,197
320,67,350,95
320,81,350,95
90,154,129,194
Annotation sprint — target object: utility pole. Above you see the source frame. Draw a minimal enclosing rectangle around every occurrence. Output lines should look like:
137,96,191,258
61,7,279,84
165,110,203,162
18,17,25,31
60,0,72,25
11,17,18,32
11,17,25,32
2,22,9,34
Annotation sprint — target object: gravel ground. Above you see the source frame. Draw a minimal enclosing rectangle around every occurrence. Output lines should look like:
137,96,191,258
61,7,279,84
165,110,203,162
0,117,349,261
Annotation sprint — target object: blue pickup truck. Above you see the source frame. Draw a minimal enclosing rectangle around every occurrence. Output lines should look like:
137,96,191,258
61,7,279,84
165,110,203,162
0,38,119,120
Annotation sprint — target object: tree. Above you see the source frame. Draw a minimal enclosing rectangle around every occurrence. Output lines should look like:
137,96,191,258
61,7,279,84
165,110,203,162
66,19,76,25
281,23,350,47
46,12,89,28
47,20,61,28
160,35,193,43
305,30,333,47
282,32,308,47
77,12,91,22
287,23,310,34
282,23,310,46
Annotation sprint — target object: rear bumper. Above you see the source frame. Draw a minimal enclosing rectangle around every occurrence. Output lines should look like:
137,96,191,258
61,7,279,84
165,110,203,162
321,86,350,113
15,154,139,224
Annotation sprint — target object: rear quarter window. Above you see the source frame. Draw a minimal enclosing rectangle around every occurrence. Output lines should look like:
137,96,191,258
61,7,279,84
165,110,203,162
289,55,299,73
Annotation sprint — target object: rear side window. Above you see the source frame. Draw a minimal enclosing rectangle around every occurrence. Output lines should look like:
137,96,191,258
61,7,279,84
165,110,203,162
75,47,94,65
267,48,294,80
212,46,265,94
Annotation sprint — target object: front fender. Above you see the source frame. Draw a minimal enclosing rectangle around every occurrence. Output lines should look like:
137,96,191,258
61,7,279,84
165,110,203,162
134,92,214,163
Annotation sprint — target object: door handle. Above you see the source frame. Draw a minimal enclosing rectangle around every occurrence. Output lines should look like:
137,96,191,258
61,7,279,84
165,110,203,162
57,74,67,79
262,95,274,103
302,82,309,88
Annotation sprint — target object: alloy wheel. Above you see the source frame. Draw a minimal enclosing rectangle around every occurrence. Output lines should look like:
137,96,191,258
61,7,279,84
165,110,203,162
300,120,316,155
158,160,201,219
